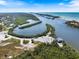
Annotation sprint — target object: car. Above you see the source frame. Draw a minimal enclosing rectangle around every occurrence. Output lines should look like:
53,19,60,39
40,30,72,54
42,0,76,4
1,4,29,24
56,38,63,47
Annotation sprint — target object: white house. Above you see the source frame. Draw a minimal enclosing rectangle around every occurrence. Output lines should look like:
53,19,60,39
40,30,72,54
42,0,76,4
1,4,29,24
0,32,5,43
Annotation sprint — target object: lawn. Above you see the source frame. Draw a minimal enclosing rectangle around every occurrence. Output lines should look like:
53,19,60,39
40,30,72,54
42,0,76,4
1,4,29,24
15,17,29,25
14,14,39,25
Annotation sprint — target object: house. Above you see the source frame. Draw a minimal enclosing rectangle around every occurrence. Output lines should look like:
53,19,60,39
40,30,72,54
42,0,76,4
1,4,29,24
0,32,5,43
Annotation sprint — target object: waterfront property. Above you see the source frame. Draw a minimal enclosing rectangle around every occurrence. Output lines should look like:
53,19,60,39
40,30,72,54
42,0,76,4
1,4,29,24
0,13,79,59
0,13,56,59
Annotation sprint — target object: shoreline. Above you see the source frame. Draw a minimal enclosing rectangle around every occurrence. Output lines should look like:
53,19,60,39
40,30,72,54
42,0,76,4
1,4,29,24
0,13,79,59
19,21,42,29
8,23,56,38
65,41,79,52
65,20,79,28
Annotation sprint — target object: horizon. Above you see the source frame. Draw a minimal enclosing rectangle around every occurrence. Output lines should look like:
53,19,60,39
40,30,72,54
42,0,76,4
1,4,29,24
0,0,79,12
0,11,79,13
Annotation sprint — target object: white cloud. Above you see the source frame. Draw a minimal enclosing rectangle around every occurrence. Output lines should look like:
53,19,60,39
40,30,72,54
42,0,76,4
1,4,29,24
0,0,7,5
59,3,65,5
0,0,26,7
69,0,79,7
57,0,79,12
0,4,79,12
0,0,79,12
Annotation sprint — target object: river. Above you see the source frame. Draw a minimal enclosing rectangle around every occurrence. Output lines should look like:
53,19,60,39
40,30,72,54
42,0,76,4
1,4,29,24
13,13,79,50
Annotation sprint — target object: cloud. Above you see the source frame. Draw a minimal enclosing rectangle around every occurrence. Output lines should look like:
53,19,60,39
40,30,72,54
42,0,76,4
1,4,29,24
0,0,7,5
0,4,79,12
0,0,26,7
0,0,79,12
59,3,65,5
58,0,79,12
69,0,79,7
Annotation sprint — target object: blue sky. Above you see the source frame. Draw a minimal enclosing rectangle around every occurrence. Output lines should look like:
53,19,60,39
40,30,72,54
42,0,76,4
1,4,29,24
0,0,79,12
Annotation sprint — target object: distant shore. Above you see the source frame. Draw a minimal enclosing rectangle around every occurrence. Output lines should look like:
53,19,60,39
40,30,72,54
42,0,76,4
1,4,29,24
35,13,60,19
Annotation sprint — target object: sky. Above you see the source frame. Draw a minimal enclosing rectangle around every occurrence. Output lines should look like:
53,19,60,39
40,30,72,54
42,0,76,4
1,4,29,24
0,0,79,12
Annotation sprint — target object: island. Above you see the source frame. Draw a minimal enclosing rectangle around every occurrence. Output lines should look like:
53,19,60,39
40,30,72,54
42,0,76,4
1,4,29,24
65,20,79,28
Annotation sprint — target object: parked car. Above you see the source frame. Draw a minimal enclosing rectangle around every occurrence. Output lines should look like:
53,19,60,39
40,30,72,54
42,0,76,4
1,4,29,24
56,38,63,47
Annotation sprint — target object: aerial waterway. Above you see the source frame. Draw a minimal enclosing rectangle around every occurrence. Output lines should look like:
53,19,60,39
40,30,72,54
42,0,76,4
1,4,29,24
13,13,79,50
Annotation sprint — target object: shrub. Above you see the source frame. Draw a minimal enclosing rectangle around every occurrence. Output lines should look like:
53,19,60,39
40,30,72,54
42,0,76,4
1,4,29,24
23,40,29,44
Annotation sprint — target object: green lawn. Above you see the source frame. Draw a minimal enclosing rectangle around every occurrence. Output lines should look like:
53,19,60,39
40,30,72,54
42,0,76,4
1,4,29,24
15,18,26,25
14,14,39,25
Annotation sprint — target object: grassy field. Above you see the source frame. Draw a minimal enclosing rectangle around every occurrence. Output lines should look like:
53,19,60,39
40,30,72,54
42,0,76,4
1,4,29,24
14,14,39,25
15,17,28,25
0,38,24,59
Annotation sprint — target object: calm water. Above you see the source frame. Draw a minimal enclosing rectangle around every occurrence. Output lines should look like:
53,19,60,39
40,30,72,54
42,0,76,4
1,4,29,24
13,12,79,50
45,12,79,21
13,23,47,37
